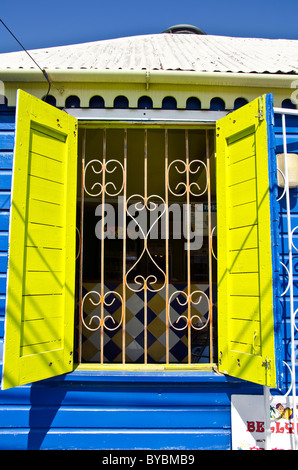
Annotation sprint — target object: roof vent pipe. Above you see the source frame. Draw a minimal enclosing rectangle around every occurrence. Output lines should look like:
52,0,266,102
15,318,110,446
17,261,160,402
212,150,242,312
162,24,206,35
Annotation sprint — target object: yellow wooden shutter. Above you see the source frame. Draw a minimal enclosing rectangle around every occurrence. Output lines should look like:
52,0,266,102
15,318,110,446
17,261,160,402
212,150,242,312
2,90,78,389
216,94,277,387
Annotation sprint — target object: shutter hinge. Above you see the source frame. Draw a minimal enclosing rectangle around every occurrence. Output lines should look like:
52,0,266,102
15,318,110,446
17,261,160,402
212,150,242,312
262,357,271,370
255,97,264,121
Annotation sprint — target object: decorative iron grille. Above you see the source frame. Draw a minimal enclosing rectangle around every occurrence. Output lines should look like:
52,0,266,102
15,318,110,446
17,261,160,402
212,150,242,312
75,127,217,365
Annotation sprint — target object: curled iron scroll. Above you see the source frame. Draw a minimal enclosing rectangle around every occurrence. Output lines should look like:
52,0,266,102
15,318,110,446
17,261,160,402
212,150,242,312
167,159,208,197
83,159,124,197
168,290,210,331
81,290,123,332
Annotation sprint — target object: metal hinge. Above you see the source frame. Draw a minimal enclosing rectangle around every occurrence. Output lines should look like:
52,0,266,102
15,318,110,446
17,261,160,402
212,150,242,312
255,97,264,121
262,357,271,370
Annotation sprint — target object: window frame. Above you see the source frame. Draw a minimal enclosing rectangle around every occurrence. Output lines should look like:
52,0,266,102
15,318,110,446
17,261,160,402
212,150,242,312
72,111,223,372
68,100,278,385
65,108,228,124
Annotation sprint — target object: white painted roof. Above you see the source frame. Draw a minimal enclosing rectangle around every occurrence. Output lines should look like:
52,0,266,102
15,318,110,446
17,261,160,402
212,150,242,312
1,33,298,74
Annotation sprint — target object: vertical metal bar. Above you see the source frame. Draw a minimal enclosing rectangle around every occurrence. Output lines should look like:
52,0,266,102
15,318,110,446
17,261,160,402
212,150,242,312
165,129,169,364
144,129,148,201
144,128,148,364
185,129,191,364
282,113,297,450
122,129,127,364
100,129,106,364
78,129,86,364
206,130,213,363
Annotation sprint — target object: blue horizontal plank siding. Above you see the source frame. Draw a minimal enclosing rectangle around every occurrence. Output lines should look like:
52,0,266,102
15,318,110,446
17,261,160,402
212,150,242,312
0,173,12,190
0,233,8,251
0,253,8,272
0,406,230,429
0,132,15,151
0,370,262,450
0,153,14,169
0,429,232,451
0,113,14,348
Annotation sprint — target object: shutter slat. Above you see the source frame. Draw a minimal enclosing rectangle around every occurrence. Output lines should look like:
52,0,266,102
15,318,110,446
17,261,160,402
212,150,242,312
2,90,78,390
216,94,277,387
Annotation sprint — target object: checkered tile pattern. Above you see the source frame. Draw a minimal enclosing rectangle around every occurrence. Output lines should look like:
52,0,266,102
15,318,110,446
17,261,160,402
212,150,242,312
78,282,214,363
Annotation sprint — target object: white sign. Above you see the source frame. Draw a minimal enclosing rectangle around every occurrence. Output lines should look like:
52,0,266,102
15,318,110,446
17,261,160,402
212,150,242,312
231,395,298,450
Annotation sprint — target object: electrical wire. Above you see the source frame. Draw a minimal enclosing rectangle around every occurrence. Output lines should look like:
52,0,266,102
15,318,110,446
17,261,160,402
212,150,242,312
0,18,51,100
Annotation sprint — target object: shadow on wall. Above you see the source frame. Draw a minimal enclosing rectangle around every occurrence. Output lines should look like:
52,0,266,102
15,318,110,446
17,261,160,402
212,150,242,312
28,378,67,450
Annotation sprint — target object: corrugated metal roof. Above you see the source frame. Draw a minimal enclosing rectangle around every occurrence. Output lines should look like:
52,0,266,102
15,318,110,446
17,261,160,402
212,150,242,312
1,33,298,74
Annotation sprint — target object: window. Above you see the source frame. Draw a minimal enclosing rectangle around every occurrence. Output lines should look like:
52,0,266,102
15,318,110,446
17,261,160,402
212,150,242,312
1,90,278,389
76,127,217,365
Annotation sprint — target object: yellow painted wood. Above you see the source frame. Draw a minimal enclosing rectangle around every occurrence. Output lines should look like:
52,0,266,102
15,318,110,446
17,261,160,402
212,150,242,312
229,201,257,229
21,340,62,356
229,318,261,352
29,151,64,183
228,156,256,185
30,125,66,160
23,272,63,295
28,198,63,226
228,178,257,206
227,131,255,164
26,223,64,249
216,94,276,387
228,296,260,322
229,225,258,250
25,246,62,273
229,272,260,296
23,294,63,321
28,175,64,205
2,74,295,111
2,89,78,390
21,316,62,350
229,248,259,274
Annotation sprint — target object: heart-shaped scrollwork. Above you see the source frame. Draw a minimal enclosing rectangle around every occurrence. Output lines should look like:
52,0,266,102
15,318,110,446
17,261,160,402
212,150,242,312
125,194,166,293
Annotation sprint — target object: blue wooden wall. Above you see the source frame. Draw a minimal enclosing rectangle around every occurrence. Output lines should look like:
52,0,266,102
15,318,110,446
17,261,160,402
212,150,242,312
0,371,263,450
0,104,296,450
0,105,13,356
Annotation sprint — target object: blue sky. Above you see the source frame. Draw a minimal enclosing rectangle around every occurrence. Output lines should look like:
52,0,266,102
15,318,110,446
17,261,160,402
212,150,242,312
0,0,298,53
